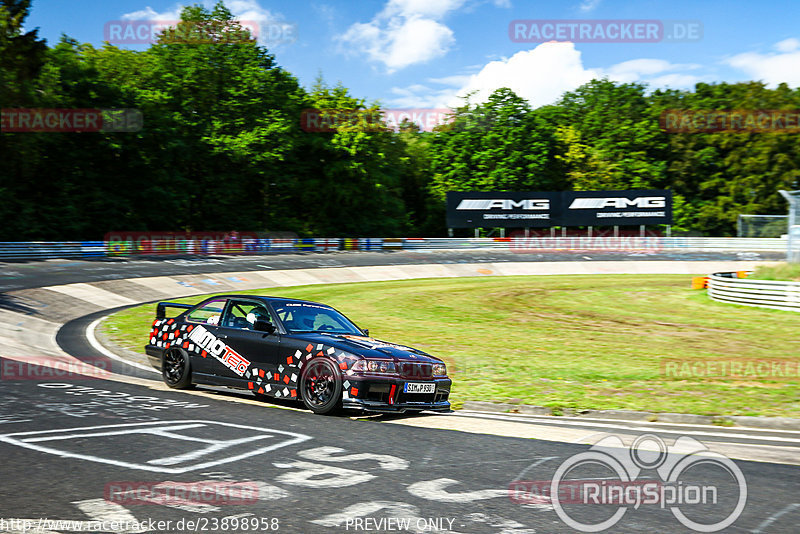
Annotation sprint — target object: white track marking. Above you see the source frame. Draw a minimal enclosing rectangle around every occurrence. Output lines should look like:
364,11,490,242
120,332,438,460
147,435,275,466
251,481,290,501
73,498,142,526
297,446,409,470
0,421,310,474
407,478,508,503
513,456,559,481
20,423,207,443
454,411,800,443
86,318,159,374
753,503,800,533
310,501,455,534
273,460,375,488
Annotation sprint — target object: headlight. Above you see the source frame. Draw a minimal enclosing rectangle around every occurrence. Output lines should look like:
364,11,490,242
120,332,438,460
433,363,447,376
352,360,397,374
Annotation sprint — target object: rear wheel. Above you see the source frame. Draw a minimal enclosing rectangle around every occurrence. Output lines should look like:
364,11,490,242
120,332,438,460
162,348,192,389
300,358,342,415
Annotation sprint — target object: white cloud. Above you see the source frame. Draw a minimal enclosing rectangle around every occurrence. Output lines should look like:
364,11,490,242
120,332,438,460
725,38,800,87
385,0,467,20
337,0,468,72
579,0,601,12
775,38,800,53
388,42,706,108
427,74,472,86
122,5,181,21
121,1,296,47
455,43,601,107
606,58,702,86
644,73,701,87
389,83,460,108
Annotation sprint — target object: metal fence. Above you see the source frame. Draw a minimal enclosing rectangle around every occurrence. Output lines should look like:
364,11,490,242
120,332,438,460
99,236,793,254
737,214,788,238
0,236,788,260
707,272,800,312
0,241,106,261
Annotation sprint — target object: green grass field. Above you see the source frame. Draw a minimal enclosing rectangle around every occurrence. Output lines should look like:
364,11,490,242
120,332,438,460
750,262,800,281
100,274,800,417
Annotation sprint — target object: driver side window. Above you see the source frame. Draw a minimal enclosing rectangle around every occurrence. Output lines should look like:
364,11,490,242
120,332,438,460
222,300,272,330
187,299,227,325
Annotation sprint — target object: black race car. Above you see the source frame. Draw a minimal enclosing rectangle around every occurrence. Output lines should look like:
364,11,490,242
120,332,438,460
145,295,451,415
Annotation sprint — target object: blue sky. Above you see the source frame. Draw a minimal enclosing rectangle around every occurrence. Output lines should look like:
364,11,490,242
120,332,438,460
26,0,800,109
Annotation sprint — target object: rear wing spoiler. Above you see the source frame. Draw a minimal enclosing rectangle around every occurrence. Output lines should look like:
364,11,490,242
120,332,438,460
156,302,193,319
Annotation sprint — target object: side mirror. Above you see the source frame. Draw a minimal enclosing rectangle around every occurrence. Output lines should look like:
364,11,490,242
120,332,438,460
254,319,276,334
362,328,369,337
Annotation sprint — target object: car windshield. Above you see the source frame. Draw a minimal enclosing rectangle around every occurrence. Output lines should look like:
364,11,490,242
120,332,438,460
271,301,363,335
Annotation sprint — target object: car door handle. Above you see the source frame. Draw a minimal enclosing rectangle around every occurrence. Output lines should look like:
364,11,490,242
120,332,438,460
217,334,228,339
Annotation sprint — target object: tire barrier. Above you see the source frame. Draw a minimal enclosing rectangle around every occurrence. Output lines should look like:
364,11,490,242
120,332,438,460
706,272,800,312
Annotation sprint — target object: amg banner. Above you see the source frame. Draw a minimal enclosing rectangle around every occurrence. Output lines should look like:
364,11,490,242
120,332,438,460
563,189,672,226
447,190,672,227
446,191,560,228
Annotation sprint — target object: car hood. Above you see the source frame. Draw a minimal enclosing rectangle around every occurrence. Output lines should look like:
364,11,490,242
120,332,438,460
290,332,443,364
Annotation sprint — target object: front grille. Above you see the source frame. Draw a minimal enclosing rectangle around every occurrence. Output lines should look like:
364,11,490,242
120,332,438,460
398,362,433,379
366,383,391,403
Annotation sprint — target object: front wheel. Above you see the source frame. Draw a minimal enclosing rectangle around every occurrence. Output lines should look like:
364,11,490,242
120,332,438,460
300,358,342,415
162,348,192,389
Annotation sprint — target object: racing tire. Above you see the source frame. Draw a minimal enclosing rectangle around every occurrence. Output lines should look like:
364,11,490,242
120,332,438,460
162,348,192,389
300,358,343,415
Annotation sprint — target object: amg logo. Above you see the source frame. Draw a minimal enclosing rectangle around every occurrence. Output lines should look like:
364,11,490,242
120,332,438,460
569,197,666,209
188,325,251,376
456,199,550,210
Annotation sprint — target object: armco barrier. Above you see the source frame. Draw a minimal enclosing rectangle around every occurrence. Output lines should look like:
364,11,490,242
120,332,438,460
398,237,787,251
0,241,105,260
707,272,800,312
0,236,787,260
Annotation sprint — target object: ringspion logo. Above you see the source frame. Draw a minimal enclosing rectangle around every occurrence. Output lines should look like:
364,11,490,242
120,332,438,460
510,434,747,532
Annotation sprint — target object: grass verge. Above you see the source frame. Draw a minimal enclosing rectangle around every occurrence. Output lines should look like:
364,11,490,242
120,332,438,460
100,274,800,417
750,262,800,281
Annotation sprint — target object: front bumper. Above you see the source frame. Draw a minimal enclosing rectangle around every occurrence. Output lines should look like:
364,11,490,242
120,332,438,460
340,376,452,413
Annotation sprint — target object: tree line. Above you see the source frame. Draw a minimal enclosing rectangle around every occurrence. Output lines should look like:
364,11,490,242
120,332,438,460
2,0,799,240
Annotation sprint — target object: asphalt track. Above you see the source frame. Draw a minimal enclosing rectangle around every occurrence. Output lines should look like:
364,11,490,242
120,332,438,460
1,250,798,533
0,248,781,292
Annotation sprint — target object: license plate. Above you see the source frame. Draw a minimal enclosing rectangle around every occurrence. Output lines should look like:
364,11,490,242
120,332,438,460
403,382,436,394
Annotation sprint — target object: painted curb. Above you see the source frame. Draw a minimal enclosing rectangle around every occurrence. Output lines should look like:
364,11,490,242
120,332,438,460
459,401,800,430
